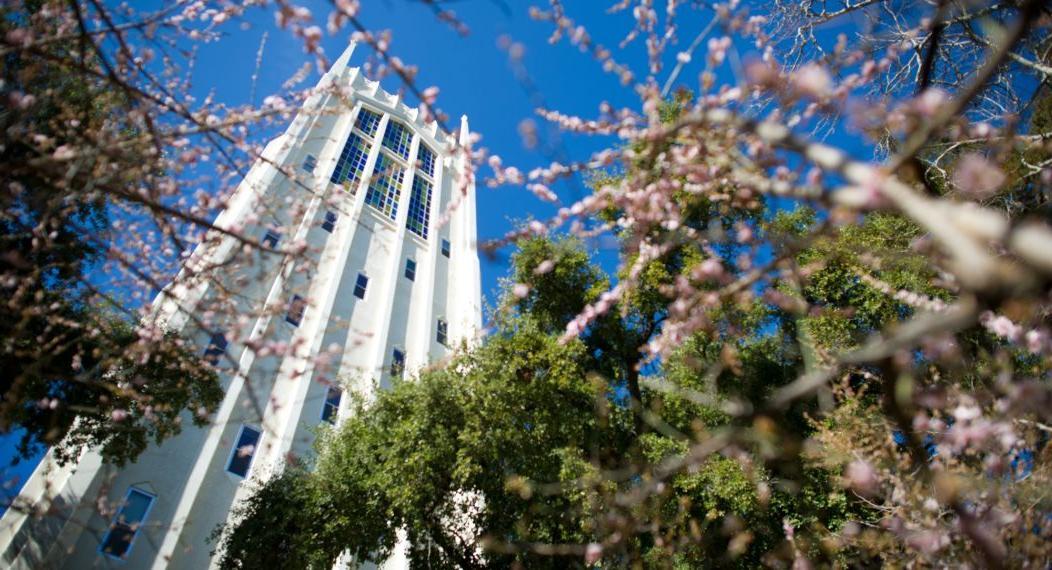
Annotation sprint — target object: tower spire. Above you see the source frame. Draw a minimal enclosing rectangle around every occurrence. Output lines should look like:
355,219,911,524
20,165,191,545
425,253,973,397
458,114,471,147
329,40,357,75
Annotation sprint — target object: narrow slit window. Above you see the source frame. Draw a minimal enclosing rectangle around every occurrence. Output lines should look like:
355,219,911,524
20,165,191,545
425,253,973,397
406,175,432,239
321,210,338,233
302,154,317,173
226,425,261,478
391,348,405,378
329,132,370,193
436,319,448,347
404,258,416,281
99,487,155,559
203,332,227,365
441,239,451,258
381,120,412,160
321,386,342,424
364,154,405,220
354,108,382,137
286,295,306,326
262,229,281,249
353,273,368,300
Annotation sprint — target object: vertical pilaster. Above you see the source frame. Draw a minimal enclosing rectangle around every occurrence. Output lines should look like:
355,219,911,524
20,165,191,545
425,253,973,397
364,121,420,387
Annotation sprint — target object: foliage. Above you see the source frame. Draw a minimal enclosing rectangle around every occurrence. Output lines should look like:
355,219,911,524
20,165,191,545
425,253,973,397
2,310,222,466
216,234,857,568
0,2,222,466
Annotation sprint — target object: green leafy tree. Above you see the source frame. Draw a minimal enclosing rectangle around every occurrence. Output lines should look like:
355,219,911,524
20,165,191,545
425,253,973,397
214,232,859,568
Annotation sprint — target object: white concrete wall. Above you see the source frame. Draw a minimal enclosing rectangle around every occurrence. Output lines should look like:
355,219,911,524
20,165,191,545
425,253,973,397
0,42,482,570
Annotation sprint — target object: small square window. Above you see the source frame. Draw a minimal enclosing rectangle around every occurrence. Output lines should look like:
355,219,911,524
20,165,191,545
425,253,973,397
353,274,368,300
436,319,448,347
321,386,342,424
391,348,405,378
226,425,261,478
303,154,317,173
286,295,306,326
405,259,416,281
321,210,338,233
99,488,155,559
441,239,450,258
262,229,281,249
203,332,228,365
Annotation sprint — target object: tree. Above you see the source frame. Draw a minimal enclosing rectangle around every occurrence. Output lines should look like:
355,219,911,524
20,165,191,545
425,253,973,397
214,228,863,568
0,2,222,466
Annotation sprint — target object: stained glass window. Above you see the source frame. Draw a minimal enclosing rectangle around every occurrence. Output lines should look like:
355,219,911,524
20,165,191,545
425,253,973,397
330,132,370,192
382,120,412,160
406,175,432,239
354,108,382,137
417,144,436,177
364,154,405,220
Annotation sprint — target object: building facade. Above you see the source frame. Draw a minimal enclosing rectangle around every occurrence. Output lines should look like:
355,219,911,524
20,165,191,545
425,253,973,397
0,42,481,569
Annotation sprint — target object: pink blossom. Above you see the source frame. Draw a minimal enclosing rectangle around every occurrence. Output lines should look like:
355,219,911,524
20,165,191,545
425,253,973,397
953,402,981,422
584,543,602,565
735,224,753,244
844,459,879,496
696,258,723,280
512,283,530,298
793,64,833,99
980,312,1022,342
913,88,947,117
534,259,555,275
707,36,731,65
7,91,35,109
5,28,31,47
335,0,360,17
517,119,538,149
952,153,1005,198
1025,328,1049,354
52,145,76,161
905,530,949,555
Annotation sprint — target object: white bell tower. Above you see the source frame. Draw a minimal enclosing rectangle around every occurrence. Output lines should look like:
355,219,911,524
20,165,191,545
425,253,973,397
0,42,482,569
